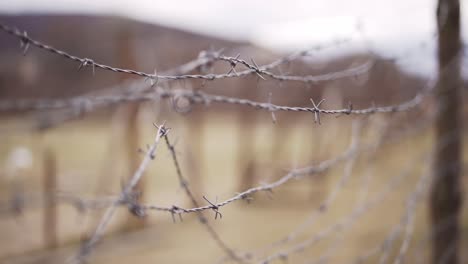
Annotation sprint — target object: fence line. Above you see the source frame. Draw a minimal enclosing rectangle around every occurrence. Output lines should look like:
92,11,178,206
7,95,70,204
301,153,374,264
259,153,428,264
247,122,380,260
163,133,244,262
67,123,167,264
0,85,426,118
0,23,370,84
256,103,464,264
0,19,465,264
247,109,437,262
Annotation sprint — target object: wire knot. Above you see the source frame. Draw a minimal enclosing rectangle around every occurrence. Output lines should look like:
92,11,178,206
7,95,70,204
203,196,222,219
78,58,96,75
19,30,30,55
170,205,183,223
310,98,325,124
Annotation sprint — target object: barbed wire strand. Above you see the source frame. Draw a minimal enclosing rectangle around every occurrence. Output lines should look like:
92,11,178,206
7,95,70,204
0,124,362,222
302,148,376,264
259,152,427,264
0,18,464,264
66,123,168,264
139,126,361,217
162,133,246,263
375,158,431,264
411,211,465,264
268,113,462,264
27,38,365,130
351,165,466,264
0,22,371,85
0,111,433,219
0,84,426,117
219,111,434,263
305,232,348,264
4,30,464,122
392,163,431,264
240,121,365,261
22,55,222,130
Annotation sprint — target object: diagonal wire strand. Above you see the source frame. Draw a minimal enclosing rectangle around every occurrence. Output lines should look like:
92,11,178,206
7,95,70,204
66,123,167,264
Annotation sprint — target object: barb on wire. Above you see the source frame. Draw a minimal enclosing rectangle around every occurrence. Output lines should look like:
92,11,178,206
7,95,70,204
67,123,167,264
203,196,222,220
310,98,325,124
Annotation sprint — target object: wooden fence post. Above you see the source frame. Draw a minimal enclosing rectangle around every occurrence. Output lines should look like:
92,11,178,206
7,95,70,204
43,147,58,249
430,0,463,263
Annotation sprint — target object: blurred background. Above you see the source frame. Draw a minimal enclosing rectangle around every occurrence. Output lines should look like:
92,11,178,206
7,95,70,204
0,1,468,263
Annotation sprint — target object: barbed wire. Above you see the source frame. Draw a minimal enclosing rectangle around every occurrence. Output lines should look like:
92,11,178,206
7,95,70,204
162,133,245,263
0,22,371,85
0,20,448,127
67,123,168,264
351,166,467,264
242,108,438,263
139,126,361,218
259,117,463,264
0,110,438,264
0,85,426,121
391,164,429,264
242,122,382,262
303,161,374,264
258,153,428,264
0,17,464,264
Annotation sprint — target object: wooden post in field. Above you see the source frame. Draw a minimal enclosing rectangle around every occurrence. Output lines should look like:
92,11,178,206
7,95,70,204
237,115,257,191
237,78,258,191
43,147,58,249
430,0,463,263
117,25,146,230
186,110,205,198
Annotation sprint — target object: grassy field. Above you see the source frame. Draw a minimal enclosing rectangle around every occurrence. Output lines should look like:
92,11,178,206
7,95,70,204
0,111,467,264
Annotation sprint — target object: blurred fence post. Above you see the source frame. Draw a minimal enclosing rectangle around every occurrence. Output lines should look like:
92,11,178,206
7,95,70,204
117,25,147,230
237,78,259,191
43,147,58,249
430,0,463,263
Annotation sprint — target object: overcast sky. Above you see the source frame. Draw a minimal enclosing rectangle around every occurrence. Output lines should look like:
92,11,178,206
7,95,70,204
0,0,467,76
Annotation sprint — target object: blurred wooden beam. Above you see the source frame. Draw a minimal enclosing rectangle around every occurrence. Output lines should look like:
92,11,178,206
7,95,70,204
43,147,58,249
430,0,463,263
